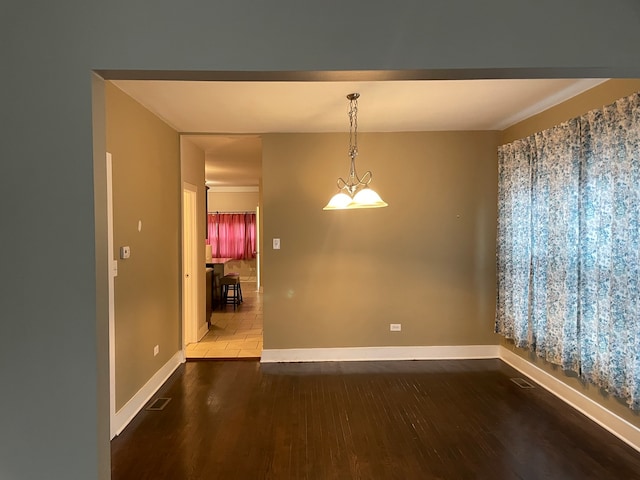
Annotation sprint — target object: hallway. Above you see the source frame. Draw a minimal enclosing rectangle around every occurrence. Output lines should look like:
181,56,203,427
185,280,262,359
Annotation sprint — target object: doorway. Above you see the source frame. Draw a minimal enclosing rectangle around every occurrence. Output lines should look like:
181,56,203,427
186,201,263,359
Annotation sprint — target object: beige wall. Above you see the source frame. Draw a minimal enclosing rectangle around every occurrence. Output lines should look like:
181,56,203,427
500,78,640,428
208,190,259,212
181,138,207,337
106,82,181,410
262,131,500,349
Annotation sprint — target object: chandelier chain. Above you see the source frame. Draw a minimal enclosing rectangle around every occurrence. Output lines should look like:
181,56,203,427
349,96,358,160
334,93,374,195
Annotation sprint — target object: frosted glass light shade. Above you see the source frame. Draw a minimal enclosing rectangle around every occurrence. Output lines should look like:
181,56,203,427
323,192,353,210
351,188,388,208
323,188,388,210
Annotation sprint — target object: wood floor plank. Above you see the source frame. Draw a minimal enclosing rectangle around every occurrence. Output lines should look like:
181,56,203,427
111,359,640,479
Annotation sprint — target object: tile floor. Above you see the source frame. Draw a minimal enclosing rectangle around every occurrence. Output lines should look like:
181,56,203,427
185,280,262,359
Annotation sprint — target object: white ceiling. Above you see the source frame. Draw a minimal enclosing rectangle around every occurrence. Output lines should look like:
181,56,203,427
112,78,606,187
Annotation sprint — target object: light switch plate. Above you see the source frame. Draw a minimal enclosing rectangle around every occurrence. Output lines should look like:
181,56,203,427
273,238,281,250
120,246,131,259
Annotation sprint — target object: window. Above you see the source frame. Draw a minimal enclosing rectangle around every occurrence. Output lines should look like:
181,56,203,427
207,213,256,260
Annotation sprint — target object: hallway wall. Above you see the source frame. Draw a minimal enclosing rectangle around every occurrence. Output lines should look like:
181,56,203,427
105,83,182,411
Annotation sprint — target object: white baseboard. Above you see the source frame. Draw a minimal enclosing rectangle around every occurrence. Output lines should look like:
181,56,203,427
260,345,500,363
111,350,185,438
197,322,209,342
499,346,640,453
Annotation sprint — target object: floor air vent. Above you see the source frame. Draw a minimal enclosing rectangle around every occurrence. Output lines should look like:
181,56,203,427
146,398,171,411
510,378,535,389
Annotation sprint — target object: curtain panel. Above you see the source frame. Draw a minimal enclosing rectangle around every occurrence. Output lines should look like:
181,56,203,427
207,213,257,260
496,92,640,409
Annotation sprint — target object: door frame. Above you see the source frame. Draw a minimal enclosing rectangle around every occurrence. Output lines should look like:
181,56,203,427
182,183,199,347
256,205,261,290
106,152,117,439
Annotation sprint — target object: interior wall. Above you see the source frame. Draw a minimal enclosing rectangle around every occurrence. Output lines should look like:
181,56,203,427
91,74,111,479
105,82,181,411
5,2,640,478
181,138,207,338
262,131,500,349
207,190,259,212
499,78,640,428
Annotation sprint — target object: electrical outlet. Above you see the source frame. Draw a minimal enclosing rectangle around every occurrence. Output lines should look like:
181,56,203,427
390,323,402,332
154,345,159,356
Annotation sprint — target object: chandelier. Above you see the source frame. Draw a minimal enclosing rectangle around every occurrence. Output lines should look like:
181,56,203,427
323,93,388,210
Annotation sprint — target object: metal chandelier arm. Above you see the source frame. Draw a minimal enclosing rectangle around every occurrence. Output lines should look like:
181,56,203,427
336,152,373,194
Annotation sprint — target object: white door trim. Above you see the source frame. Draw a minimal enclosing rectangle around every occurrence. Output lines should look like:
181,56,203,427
182,183,198,347
106,152,117,439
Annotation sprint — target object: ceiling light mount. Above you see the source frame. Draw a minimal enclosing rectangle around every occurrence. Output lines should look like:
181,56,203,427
323,93,388,210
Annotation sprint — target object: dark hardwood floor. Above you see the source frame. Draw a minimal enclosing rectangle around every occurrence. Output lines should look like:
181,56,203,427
111,359,640,480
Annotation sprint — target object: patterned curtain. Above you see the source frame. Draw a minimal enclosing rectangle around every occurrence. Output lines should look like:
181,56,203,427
496,138,533,347
579,95,640,409
496,92,640,409
530,120,581,371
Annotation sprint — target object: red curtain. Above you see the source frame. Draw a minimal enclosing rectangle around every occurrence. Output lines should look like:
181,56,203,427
207,213,256,260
